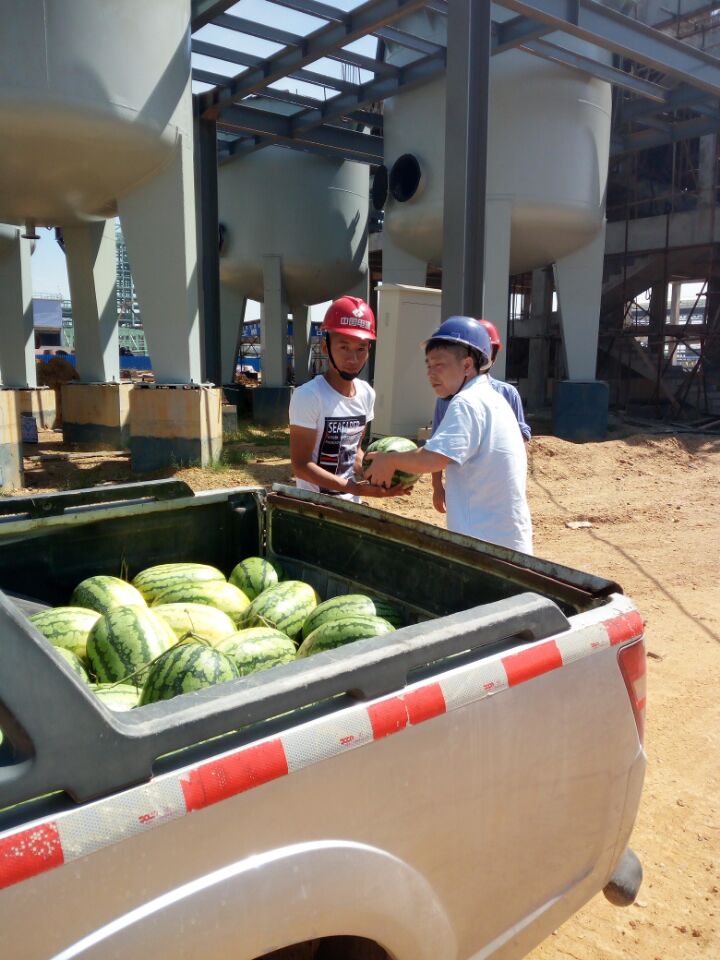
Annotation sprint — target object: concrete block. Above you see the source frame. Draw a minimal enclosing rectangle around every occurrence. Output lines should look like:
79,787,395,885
130,384,222,472
221,404,238,435
552,380,609,442
0,390,23,490
253,386,292,427
61,383,132,450
18,386,57,430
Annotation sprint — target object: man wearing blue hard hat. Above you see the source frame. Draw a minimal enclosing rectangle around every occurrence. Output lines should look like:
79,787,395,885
365,316,533,554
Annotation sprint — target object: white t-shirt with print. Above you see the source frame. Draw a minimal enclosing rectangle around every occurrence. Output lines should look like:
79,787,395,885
424,375,533,553
289,375,375,500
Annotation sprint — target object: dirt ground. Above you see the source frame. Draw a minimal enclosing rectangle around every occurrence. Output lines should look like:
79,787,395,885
13,424,720,959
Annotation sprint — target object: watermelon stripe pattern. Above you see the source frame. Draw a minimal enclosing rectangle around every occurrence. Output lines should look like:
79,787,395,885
140,642,239,705
151,582,250,626
29,607,100,662
216,629,296,677
69,576,146,615
87,606,176,685
363,436,421,489
0,597,645,894
301,595,403,640
55,647,90,684
229,557,281,601
93,684,139,712
131,563,225,604
242,581,318,642
297,615,395,658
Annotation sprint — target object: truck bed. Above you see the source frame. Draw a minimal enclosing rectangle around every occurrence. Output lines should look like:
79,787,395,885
0,482,646,960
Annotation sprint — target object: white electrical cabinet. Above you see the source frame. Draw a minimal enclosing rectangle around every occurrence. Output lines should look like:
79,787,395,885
372,284,440,438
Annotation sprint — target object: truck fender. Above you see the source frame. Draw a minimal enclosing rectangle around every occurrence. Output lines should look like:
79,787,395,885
49,840,457,960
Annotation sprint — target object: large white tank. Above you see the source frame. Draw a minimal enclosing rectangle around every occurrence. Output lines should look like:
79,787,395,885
382,9,612,275
218,146,369,305
0,0,190,225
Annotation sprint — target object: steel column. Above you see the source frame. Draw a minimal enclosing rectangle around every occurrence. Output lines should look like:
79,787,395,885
196,113,222,386
441,0,492,320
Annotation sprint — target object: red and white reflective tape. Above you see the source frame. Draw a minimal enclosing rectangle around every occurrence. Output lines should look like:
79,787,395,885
0,595,644,892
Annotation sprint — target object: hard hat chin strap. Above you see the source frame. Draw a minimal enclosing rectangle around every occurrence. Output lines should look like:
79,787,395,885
325,333,370,381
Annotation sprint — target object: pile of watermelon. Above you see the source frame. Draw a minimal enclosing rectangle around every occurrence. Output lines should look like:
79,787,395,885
26,557,406,711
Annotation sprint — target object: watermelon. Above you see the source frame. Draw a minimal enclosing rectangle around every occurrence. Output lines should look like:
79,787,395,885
301,594,404,640
363,436,421,488
29,607,100,662
242,581,318,642
216,628,296,677
229,557,282,600
297,614,395,658
93,683,139,712
153,602,236,645
70,575,146,615
87,605,176,686
151,581,250,626
139,642,239,705
131,562,225,604
55,646,91,683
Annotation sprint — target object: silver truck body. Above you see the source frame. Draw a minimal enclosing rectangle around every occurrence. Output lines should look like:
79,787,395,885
0,485,646,960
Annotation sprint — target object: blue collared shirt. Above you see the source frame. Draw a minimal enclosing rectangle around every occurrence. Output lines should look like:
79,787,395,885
431,376,531,441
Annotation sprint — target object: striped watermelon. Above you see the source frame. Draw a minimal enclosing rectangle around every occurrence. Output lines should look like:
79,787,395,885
216,628,296,677
301,594,404,640
70,575,146,615
297,614,395,658
29,607,100,663
87,605,176,686
363,436,421,488
242,581,318,642
229,557,281,600
131,563,226,604
55,646,91,683
153,602,236,645
139,642,239,705
93,683,139,711
151,581,250,626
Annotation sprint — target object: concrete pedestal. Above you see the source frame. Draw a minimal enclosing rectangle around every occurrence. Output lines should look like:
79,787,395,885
61,383,132,450
0,390,23,490
19,387,57,430
130,384,222,472
253,386,292,427
552,380,609,442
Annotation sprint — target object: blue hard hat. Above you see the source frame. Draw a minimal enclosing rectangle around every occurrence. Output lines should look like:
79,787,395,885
424,316,492,364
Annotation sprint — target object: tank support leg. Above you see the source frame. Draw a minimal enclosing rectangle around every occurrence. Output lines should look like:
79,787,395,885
554,222,606,381
220,286,246,386
262,256,289,388
291,304,311,386
118,132,202,384
481,197,513,380
63,220,119,383
0,227,35,387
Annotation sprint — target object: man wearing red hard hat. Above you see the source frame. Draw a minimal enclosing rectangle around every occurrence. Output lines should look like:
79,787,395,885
289,296,406,502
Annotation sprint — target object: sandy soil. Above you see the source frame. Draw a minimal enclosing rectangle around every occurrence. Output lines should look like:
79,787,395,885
14,426,720,959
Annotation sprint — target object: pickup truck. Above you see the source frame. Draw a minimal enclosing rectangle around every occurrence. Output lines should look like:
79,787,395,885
0,480,646,960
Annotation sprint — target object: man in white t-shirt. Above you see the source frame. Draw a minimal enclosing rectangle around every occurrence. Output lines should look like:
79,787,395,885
289,297,407,503
365,316,533,553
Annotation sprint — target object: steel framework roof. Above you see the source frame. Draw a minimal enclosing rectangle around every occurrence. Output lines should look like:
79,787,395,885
191,0,720,163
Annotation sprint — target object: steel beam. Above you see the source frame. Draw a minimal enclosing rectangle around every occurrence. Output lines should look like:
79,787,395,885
441,0,492,320
194,114,222,386
492,14,552,53
219,106,384,162
191,0,236,32
214,12,303,48
200,0,432,115
497,0,720,96
613,115,720,154
288,51,445,135
374,25,446,55
619,83,719,121
522,38,669,102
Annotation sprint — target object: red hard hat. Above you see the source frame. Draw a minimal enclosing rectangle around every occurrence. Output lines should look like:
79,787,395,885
321,296,376,341
479,319,502,349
